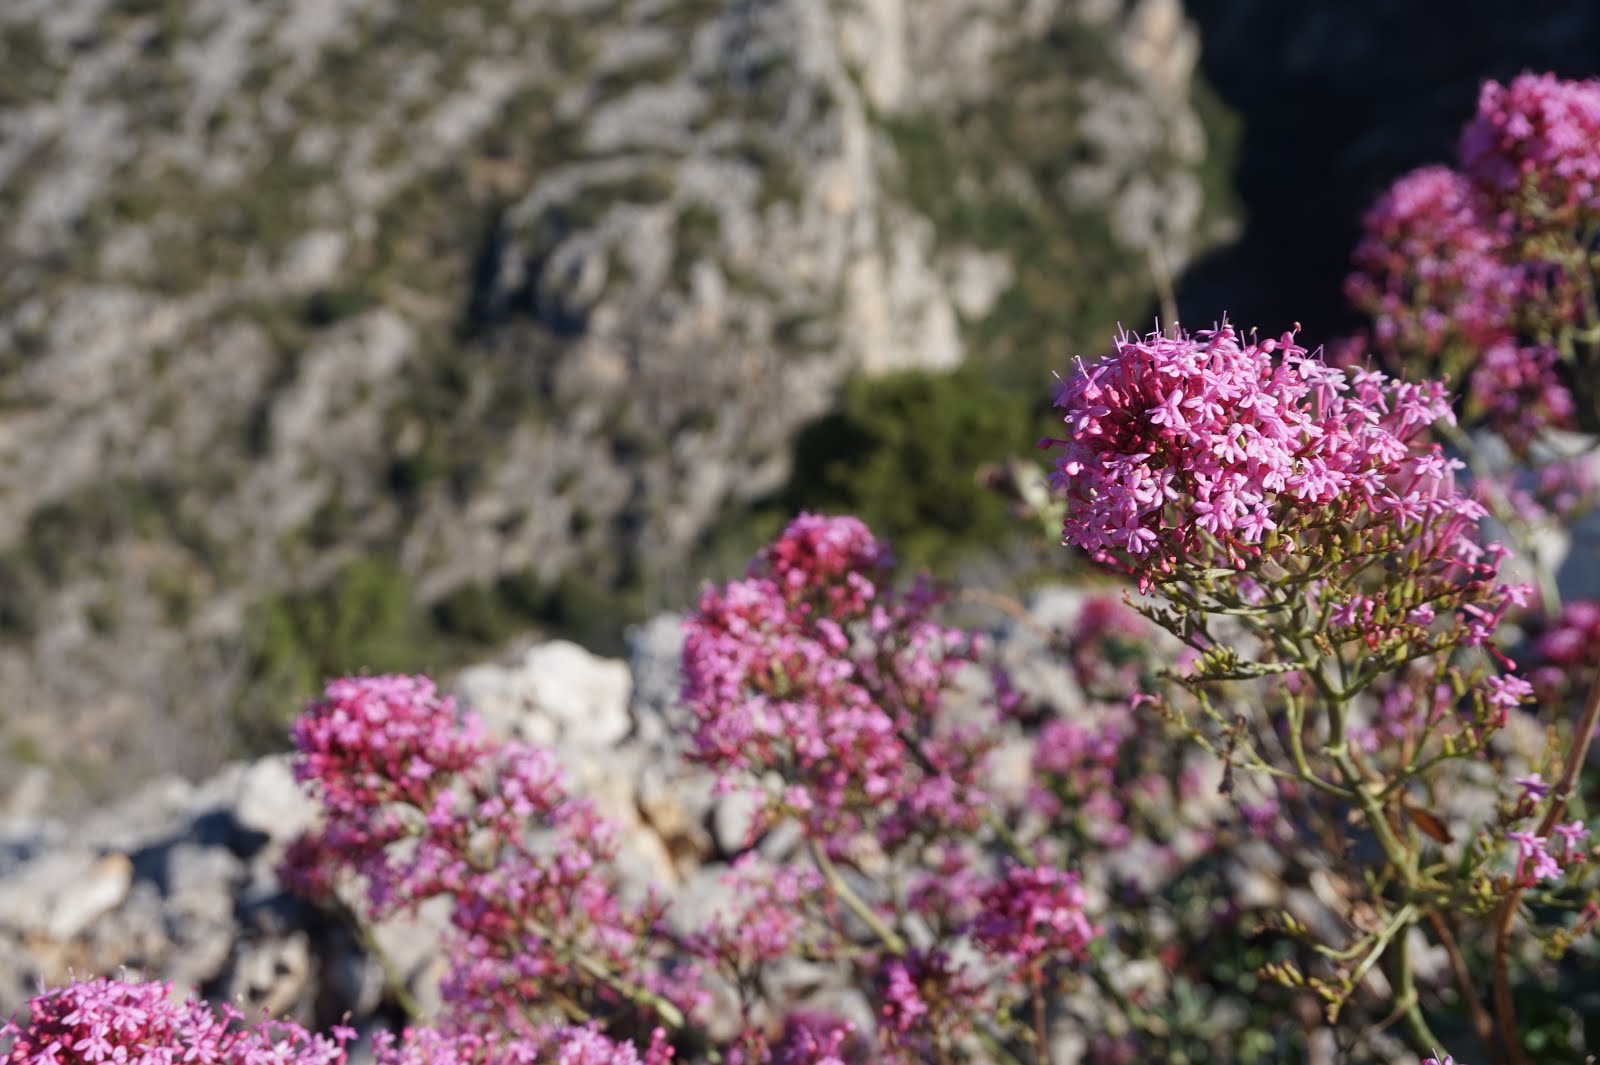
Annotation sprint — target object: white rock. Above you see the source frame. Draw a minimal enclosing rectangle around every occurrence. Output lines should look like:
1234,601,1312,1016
232,755,320,843
712,787,763,856
459,640,633,749
0,850,132,940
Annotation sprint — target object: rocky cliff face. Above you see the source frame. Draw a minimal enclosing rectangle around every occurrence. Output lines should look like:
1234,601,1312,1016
0,0,1232,807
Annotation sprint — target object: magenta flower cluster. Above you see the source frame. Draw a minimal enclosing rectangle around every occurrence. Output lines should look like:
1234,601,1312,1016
1529,598,1600,702
1460,73,1600,221
1040,322,1467,572
284,674,679,1040
1347,72,1600,452
970,865,1097,977
681,513,997,850
260,515,1105,1063
370,1025,675,1065
0,976,354,1065
1507,822,1589,886
0,975,680,1065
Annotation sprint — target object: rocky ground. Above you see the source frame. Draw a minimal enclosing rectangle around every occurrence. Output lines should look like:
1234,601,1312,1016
0,589,1115,1058
8,572,1572,1063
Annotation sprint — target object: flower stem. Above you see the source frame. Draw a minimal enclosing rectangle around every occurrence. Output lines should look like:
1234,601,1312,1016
1424,906,1498,1061
809,838,908,955
1491,658,1600,1065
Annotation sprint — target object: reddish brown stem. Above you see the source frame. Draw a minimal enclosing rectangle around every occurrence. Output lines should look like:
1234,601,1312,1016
1491,663,1600,1065
1425,906,1499,1064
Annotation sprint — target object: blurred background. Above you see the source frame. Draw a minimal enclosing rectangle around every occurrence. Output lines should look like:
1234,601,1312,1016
2,0,1599,811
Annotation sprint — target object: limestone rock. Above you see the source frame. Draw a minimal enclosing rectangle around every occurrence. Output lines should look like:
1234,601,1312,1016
0,850,132,940
457,639,632,749
0,0,1235,810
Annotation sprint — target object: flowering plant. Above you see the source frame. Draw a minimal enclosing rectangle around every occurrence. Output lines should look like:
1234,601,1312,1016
1346,73,1600,611
10,69,1600,1065
1040,319,1599,1064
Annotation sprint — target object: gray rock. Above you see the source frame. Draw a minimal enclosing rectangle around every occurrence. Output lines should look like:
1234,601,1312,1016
0,767,50,833
163,843,244,923
711,786,764,857
626,613,692,749
231,755,319,845
457,640,632,749
369,894,454,1018
0,849,132,940
219,929,314,1018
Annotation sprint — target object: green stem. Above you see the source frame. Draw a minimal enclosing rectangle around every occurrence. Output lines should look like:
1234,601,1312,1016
565,942,687,1029
344,899,423,1021
809,839,908,954
1033,977,1050,1065
1284,693,1358,801
1391,906,1442,1052
1344,902,1417,1008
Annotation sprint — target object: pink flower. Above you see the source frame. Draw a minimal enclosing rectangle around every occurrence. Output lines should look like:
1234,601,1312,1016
682,514,1001,850
1481,673,1533,725
1460,72,1600,220
1508,829,1564,884
1553,819,1590,862
1515,772,1551,802
1,977,354,1065
970,865,1099,974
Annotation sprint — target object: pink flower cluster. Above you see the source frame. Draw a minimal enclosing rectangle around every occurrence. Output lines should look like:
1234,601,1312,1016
0,976,354,1065
285,675,677,1038
678,854,825,975
1507,822,1589,887
1530,598,1600,705
870,949,985,1058
1042,322,1539,704
1460,73,1600,220
371,1025,675,1065
1346,166,1518,359
970,865,1097,977
1041,323,1467,574
766,1013,859,1065
1062,594,1154,699
681,513,996,850
0,976,683,1065
1347,73,1600,451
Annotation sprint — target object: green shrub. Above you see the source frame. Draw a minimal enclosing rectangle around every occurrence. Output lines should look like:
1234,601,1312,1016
775,365,1047,573
234,556,440,752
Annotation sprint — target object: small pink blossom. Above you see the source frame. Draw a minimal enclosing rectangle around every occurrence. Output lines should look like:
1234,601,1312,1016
1553,819,1590,862
1514,772,1550,802
1508,829,1564,884
970,865,1098,974
0,977,354,1065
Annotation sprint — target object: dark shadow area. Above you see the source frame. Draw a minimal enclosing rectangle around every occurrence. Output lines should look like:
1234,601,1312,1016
1177,0,1600,342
